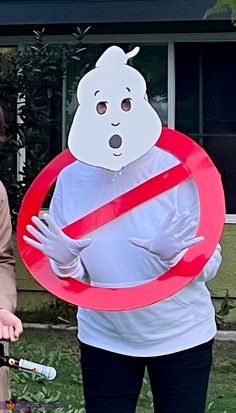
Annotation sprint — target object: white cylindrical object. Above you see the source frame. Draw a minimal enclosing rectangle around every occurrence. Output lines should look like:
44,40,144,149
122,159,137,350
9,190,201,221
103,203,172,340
19,359,57,380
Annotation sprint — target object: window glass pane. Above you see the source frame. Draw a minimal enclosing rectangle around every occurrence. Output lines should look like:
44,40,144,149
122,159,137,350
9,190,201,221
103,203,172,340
175,43,200,135
175,42,236,214
133,45,168,126
202,43,236,214
203,43,236,135
204,137,236,214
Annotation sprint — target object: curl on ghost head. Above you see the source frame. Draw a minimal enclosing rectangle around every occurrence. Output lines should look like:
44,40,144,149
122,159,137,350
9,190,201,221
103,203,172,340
68,46,162,171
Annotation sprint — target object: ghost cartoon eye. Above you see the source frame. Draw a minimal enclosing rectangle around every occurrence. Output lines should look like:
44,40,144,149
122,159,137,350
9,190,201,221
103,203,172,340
96,101,108,115
121,98,132,112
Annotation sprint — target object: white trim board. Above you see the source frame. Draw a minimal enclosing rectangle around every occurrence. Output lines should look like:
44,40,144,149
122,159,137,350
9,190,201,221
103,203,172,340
1,32,236,46
225,214,236,224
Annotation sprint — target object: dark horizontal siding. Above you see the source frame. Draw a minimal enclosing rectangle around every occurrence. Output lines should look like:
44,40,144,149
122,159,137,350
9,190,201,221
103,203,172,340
0,0,230,25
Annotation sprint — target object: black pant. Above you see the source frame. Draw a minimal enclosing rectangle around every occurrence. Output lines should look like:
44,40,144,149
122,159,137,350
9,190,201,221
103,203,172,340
79,339,213,413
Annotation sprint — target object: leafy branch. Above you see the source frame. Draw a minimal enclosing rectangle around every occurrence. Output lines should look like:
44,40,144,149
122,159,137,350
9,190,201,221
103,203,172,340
215,289,235,329
204,0,236,25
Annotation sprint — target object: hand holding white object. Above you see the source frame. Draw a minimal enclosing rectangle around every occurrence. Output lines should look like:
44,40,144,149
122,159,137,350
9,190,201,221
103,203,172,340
129,211,204,267
23,213,92,274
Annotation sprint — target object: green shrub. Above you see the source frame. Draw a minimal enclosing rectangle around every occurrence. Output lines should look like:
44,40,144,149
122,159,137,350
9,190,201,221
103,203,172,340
0,27,89,228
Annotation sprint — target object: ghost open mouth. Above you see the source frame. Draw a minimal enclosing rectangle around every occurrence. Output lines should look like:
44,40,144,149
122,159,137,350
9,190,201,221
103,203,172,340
109,134,122,149
109,134,123,157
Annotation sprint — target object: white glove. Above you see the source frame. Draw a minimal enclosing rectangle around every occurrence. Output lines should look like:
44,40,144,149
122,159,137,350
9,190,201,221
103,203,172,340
23,213,92,277
129,210,204,267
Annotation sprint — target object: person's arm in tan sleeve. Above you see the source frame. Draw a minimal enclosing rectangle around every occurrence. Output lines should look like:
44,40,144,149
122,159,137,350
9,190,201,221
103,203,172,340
0,181,16,312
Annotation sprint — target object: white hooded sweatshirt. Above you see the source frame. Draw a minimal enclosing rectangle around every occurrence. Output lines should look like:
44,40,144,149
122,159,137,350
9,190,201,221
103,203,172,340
49,145,222,357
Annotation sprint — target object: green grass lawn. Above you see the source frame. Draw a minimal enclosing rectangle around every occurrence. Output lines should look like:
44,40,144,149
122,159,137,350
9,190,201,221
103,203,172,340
8,329,236,413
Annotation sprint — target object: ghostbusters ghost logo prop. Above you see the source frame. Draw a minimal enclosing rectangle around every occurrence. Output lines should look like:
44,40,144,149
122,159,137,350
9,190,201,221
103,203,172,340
17,46,225,311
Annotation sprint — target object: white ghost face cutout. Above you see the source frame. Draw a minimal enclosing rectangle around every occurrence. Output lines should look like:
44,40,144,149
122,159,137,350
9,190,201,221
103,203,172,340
68,46,162,171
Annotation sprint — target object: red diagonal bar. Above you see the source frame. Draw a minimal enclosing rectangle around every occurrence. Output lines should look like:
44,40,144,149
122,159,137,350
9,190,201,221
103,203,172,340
63,162,192,239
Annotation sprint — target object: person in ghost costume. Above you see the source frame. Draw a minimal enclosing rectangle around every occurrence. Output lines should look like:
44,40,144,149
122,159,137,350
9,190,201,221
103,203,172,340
24,46,222,413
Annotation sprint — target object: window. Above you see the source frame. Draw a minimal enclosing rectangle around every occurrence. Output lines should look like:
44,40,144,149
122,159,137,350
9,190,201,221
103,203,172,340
175,42,236,214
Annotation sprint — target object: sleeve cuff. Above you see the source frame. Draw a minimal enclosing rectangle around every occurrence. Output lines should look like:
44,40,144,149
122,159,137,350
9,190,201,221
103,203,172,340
158,250,185,269
195,244,222,282
50,258,85,280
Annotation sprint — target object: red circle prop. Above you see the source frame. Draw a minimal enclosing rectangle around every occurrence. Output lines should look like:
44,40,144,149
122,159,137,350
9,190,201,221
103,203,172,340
17,128,225,310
